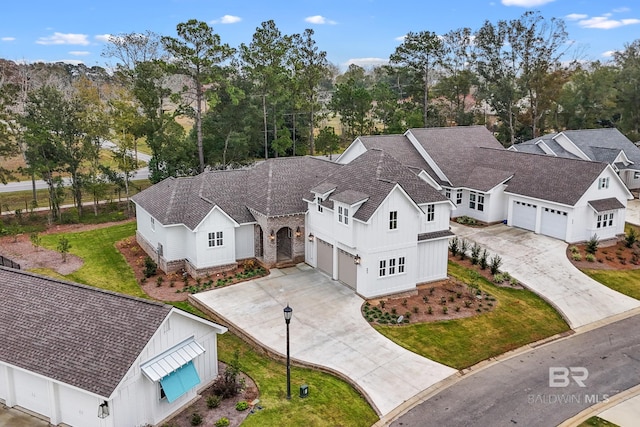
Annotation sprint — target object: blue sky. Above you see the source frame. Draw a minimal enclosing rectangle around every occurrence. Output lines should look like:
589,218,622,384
1,0,639,69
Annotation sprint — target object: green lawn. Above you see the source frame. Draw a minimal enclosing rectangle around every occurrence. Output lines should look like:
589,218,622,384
38,221,145,298
578,416,620,427
582,269,640,300
218,334,377,427
36,223,377,426
374,261,570,369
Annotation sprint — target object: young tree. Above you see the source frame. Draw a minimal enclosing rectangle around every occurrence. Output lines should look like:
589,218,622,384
390,31,445,126
162,19,234,172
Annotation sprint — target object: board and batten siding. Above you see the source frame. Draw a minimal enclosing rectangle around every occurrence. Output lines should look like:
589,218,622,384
234,224,255,260
417,239,449,283
192,208,237,268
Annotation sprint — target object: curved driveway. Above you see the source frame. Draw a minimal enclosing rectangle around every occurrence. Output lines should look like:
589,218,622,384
192,265,457,416
451,223,640,329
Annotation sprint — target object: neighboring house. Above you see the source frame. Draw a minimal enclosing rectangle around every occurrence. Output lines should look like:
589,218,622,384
339,126,632,243
0,267,227,427
513,128,640,190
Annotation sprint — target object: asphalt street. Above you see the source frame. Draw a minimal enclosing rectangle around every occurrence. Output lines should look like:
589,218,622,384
392,314,640,427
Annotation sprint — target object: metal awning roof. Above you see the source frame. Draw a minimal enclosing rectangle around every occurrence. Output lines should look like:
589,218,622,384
141,337,205,382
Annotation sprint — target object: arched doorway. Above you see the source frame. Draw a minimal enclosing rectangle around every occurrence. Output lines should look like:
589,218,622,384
276,227,293,262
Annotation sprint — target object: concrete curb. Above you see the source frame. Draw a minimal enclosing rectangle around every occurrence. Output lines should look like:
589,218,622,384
558,384,640,427
375,306,640,426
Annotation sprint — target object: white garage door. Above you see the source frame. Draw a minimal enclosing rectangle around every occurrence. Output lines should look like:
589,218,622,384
540,207,568,240
512,201,537,231
338,249,357,290
317,239,333,276
13,369,50,418
58,384,100,427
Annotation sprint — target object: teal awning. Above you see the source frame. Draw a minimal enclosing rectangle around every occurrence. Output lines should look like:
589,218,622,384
159,361,201,403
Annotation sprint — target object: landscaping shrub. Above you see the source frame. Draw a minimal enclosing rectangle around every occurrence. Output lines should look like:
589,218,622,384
572,253,582,261
459,239,469,260
449,237,459,256
190,413,203,426
489,254,502,275
470,242,481,265
479,249,489,270
456,215,477,225
235,401,249,411
215,418,230,427
585,234,599,255
207,394,222,409
143,256,157,278
625,227,638,248
585,253,596,262
569,245,579,254
211,350,244,398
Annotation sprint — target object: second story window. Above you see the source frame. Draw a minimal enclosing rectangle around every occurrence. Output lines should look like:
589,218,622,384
456,190,463,205
598,177,610,189
317,197,324,212
389,211,398,229
338,206,349,224
427,204,435,222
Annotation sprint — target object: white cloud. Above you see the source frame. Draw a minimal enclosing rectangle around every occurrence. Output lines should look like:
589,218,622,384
95,34,111,43
501,0,555,6
578,16,640,29
69,51,90,56
566,13,588,20
613,7,630,13
345,57,388,68
305,15,337,25
36,32,90,46
212,15,242,24
395,35,406,42
602,50,617,57
1,36,15,41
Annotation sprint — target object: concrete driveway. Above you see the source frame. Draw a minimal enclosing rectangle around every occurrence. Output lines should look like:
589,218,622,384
451,223,640,329
192,264,457,416
626,199,640,227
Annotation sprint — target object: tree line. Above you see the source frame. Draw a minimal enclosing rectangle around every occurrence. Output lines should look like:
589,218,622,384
1,12,640,221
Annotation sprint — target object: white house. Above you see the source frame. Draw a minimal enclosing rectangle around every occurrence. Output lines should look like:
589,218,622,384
339,126,632,243
0,267,227,427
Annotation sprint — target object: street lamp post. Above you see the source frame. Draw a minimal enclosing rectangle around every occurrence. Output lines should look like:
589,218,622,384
283,304,293,400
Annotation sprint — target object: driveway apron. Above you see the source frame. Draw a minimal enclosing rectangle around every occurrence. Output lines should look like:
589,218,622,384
192,265,457,416
451,223,640,329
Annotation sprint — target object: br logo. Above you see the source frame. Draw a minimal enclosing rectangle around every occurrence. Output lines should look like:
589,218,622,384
549,367,589,388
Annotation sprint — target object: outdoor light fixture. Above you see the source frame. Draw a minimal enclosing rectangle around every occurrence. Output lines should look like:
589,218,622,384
98,401,109,418
295,226,302,238
354,254,361,265
308,233,314,242
283,304,293,400
269,230,275,241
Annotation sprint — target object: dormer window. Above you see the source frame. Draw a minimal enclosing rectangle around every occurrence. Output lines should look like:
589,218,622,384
338,206,349,224
598,177,610,189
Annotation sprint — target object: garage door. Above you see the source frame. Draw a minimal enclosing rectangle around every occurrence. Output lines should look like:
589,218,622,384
512,201,537,231
317,239,333,276
338,249,357,290
540,207,568,240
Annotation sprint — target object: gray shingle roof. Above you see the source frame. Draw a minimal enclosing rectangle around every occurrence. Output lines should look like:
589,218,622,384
588,198,625,212
315,149,448,222
133,157,342,228
418,230,455,241
407,126,505,187
0,268,172,398
475,148,608,205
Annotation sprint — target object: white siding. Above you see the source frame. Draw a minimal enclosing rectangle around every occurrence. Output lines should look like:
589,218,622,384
336,139,366,164
235,224,255,259
58,384,101,427
192,208,236,268
13,369,50,417
417,239,449,283
163,225,187,261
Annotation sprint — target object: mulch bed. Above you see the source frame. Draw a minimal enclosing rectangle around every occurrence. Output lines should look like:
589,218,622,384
567,237,640,270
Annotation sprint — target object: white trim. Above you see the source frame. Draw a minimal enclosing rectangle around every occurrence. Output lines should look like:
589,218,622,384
141,337,205,382
405,129,452,184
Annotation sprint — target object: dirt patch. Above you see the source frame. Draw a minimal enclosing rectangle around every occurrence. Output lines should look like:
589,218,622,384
165,362,259,427
567,237,640,270
0,233,83,275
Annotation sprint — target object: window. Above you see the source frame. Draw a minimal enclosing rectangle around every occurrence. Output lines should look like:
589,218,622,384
456,190,463,205
208,231,223,247
150,217,155,231
598,177,610,189
317,197,323,212
379,257,405,277
596,212,614,228
389,211,398,229
469,192,484,211
427,204,435,222
379,260,386,277
159,383,166,400
338,206,349,224
445,189,451,200
635,172,640,180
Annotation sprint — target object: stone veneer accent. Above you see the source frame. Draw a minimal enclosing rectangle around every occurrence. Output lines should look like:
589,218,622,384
250,210,306,267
